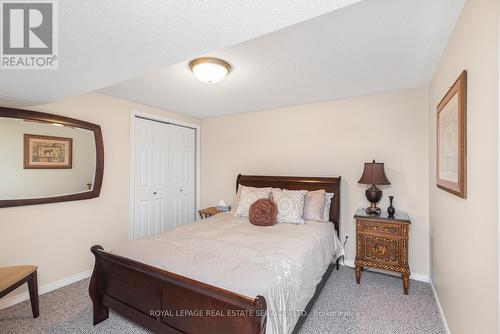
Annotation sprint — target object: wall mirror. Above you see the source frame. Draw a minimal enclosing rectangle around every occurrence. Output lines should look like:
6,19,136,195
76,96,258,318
0,107,104,208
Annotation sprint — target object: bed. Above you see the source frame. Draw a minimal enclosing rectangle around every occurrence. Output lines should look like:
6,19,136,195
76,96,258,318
89,174,342,334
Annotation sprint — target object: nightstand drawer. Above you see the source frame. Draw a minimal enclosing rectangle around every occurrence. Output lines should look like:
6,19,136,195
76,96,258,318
362,235,400,265
356,220,401,236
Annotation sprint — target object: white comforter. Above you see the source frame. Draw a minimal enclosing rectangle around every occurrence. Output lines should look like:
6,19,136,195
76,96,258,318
112,213,344,334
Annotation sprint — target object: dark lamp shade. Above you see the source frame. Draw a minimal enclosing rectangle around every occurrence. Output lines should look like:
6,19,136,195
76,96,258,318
357,160,391,185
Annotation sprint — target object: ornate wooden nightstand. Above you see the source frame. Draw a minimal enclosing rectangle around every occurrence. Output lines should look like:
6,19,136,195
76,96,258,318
198,207,221,219
354,208,411,294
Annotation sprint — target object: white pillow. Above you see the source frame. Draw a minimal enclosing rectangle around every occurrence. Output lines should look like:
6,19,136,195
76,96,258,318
234,186,272,218
231,186,242,212
271,189,307,224
322,192,334,222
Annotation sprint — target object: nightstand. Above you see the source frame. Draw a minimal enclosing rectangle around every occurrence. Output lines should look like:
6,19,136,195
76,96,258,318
198,207,221,219
354,208,411,294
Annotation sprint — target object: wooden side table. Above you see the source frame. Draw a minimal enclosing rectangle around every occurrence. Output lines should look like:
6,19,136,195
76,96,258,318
354,208,411,294
198,207,221,219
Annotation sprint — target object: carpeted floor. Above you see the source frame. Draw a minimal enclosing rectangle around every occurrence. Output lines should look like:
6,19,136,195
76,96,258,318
0,267,445,334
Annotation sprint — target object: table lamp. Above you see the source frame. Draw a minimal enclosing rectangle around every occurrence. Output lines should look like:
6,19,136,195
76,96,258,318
357,160,391,215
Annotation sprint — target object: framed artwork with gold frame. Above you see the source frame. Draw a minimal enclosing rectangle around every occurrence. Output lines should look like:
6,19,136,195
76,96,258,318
24,134,73,169
436,70,467,198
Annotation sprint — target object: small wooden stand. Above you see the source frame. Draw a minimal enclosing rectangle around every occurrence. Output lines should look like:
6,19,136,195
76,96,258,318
354,209,411,295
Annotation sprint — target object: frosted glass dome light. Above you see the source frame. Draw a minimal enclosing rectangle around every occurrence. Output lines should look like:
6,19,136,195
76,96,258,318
189,57,231,84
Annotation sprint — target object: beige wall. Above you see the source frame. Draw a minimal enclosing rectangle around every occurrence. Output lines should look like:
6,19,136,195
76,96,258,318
0,92,200,300
429,0,499,333
201,87,430,277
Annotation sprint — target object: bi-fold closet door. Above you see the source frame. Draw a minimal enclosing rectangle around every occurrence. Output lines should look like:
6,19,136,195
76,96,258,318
133,116,196,239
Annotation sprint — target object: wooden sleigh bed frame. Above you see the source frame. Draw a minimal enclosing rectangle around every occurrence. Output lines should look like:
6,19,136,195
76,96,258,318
90,174,341,334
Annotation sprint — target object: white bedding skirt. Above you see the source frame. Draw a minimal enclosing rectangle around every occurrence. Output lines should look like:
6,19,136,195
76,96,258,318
112,212,344,334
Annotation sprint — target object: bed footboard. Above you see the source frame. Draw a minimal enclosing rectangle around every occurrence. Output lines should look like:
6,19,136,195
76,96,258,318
89,245,267,334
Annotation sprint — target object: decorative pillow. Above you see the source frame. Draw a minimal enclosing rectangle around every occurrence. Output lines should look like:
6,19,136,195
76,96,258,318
231,186,242,212
235,186,272,217
271,189,307,224
249,198,278,226
322,192,335,222
303,189,326,221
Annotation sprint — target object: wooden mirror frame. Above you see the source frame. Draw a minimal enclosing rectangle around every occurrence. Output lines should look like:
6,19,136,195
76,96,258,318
0,107,104,208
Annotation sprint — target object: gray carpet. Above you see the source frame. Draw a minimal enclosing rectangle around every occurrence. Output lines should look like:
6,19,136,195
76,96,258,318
0,267,445,334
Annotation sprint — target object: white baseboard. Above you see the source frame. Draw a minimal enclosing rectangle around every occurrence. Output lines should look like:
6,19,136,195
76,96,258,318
342,259,429,282
430,278,451,334
0,269,92,310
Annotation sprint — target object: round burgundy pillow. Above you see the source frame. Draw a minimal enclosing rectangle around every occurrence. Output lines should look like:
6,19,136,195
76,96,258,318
249,198,278,226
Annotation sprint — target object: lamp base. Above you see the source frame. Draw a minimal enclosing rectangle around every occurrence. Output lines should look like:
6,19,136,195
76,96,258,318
364,184,383,216
365,206,381,216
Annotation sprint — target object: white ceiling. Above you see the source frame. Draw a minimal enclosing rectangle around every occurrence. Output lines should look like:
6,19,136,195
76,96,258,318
99,0,465,118
0,0,361,106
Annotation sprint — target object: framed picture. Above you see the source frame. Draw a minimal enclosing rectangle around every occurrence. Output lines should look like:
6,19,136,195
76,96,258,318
24,134,73,169
436,71,467,198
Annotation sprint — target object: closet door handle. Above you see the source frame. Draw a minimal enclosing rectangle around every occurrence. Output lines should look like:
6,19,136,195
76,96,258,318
153,192,157,195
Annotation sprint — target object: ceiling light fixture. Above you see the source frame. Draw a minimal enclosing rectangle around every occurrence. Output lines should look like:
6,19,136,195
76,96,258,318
189,57,231,84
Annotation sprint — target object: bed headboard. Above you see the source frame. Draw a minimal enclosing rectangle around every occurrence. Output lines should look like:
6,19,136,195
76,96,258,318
236,174,341,237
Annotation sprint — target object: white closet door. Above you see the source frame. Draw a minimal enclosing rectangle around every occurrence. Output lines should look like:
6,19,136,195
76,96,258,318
168,124,196,228
133,118,170,239
133,117,196,239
